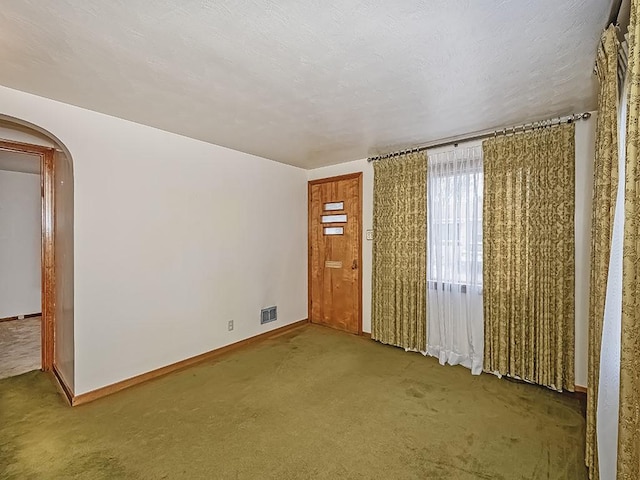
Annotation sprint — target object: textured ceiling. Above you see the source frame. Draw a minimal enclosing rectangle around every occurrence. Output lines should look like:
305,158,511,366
0,0,611,168
0,150,40,174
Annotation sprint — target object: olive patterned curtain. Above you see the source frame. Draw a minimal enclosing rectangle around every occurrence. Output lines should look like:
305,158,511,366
618,1,640,477
482,124,576,392
371,152,427,352
587,25,620,480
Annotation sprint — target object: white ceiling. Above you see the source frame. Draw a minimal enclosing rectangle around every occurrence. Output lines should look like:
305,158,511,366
0,150,40,175
0,1,611,168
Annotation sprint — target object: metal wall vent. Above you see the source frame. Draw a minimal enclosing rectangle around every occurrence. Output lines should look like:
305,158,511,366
260,306,277,324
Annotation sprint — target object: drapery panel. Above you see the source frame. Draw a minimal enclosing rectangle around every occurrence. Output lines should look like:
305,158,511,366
618,1,640,477
587,24,620,480
372,153,427,352
426,146,484,374
482,124,575,392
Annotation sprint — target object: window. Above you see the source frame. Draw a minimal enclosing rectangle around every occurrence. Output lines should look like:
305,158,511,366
427,147,483,288
425,145,484,374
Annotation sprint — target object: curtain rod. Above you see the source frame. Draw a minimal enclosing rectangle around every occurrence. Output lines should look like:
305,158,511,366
367,112,591,163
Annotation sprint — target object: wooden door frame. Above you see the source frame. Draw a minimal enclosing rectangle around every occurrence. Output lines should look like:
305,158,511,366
307,172,363,335
0,139,55,371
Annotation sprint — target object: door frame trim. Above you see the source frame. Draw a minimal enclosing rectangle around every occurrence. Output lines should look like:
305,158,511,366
0,139,55,371
307,172,363,335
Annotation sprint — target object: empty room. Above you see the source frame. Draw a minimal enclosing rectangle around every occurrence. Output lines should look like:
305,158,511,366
0,1,637,479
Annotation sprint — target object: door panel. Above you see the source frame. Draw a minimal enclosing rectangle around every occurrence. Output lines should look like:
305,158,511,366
308,173,362,334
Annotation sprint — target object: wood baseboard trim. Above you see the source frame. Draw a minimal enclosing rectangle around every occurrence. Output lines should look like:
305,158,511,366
360,331,371,339
0,312,42,323
51,365,73,406
72,319,309,406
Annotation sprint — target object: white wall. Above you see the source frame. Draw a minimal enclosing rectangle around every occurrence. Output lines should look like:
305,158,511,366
54,150,75,390
0,85,308,395
575,113,596,389
0,122,56,148
0,169,41,318
307,113,597,388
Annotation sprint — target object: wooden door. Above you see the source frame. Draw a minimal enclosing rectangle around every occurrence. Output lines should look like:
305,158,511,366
308,173,362,334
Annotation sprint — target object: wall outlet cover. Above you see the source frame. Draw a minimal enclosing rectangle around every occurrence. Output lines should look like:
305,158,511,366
228,320,234,331
366,229,374,241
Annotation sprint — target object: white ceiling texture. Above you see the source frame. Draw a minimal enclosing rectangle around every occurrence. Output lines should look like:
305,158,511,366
0,1,612,168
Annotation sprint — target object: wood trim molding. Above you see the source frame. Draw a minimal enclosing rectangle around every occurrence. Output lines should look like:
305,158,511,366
357,173,363,335
307,182,313,328
41,148,55,372
0,312,42,323
0,139,53,155
360,332,372,339
72,319,309,406
307,172,363,186
52,365,73,406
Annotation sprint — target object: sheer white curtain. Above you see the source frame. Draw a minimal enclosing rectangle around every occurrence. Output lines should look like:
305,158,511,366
426,146,484,374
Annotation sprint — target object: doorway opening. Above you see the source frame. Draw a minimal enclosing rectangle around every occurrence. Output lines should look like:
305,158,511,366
0,141,54,379
0,120,74,398
0,144,46,379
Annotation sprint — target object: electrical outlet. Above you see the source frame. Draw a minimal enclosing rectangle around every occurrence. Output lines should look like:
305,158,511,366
366,229,374,241
227,320,234,331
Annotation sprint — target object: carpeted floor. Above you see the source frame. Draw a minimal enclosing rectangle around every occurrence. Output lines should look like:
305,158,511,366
0,316,41,380
0,325,587,479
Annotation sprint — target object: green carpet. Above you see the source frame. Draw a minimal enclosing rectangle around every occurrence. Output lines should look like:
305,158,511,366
0,325,587,479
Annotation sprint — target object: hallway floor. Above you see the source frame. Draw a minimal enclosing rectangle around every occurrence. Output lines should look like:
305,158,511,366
0,316,41,380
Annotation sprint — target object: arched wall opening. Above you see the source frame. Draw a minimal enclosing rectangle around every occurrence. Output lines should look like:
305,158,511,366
0,116,75,398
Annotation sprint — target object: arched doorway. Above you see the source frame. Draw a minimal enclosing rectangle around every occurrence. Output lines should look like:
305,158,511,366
0,117,74,399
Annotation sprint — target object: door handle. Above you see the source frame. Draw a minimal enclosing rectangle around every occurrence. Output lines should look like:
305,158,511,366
352,259,358,270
